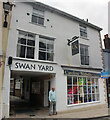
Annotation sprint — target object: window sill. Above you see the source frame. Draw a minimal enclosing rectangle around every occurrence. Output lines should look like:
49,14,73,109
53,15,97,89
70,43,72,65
13,57,57,65
67,101,100,107
80,64,92,68
29,22,46,28
80,36,89,40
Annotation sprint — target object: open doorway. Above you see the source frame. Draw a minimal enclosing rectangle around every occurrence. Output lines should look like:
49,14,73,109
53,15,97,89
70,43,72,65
10,71,55,117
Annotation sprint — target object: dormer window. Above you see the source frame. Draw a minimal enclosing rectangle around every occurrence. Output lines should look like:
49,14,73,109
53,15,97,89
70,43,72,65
31,8,44,25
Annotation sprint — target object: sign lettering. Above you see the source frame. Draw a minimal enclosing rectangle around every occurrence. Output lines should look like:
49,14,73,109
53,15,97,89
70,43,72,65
64,70,101,77
14,62,54,72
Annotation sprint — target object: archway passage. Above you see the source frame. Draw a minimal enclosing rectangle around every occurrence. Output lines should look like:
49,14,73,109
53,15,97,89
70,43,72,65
10,71,55,117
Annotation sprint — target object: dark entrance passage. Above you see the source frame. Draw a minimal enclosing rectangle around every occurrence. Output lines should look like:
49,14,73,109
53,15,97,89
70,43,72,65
10,71,54,117
30,77,50,107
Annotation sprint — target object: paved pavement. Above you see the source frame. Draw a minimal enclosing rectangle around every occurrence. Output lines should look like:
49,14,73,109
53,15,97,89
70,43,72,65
9,105,109,119
9,96,110,119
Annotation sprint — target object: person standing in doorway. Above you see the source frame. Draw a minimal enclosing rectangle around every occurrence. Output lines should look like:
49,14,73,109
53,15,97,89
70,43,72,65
49,86,57,116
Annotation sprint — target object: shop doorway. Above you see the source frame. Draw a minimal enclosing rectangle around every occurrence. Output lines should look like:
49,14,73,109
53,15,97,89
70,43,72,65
10,72,54,116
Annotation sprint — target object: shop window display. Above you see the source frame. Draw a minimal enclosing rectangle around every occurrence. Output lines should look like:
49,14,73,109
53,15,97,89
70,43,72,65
67,76,99,105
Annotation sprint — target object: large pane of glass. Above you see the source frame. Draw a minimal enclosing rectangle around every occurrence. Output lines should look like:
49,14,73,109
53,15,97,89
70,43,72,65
88,94,92,102
84,86,87,94
67,94,73,105
67,86,73,94
73,86,78,94
80,47,84,55
28,33,35,40
18,38,26,45
67,76,72,85
39,51,46,60
67,86,73,105
78,77,83,86
32,15,38,23
88,86,92,94
47,41,54,52
92,94,96,101
47,52,54,61
85,56,89,65
73,77,77,86
17,45,26,58
79,86,84,103
38,17,44,25
87,78,91,86
19,31,27,38
81,55,84,65
26,47,34,59
91,78,95,86
74,95,78,104
39,38,46,51
27,40,35,46
83,77,87,85
84,95,87,102
92,86,95,94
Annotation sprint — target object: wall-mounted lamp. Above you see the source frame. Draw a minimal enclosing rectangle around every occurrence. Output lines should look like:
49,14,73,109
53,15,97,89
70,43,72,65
3,2,13,28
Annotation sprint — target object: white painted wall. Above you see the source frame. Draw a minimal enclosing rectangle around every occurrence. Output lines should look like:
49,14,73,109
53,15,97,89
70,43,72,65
7,2,102,69
1,1,104,118
1,58,11,118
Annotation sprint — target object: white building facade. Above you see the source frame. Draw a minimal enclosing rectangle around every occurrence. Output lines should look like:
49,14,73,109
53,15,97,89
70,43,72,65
1,1,105,118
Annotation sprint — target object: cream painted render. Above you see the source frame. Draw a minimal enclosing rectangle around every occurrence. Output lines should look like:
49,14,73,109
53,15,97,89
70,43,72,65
0,0,13,119
1,1,106,119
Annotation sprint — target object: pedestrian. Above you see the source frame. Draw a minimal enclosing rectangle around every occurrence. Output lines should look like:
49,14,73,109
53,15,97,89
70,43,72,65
49,86,57,116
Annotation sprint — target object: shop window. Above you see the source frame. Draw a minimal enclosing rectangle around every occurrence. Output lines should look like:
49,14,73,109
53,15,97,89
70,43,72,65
31,8,44,25
80,25,87,38
67,76,99,105
80,45,89,65
17,31,35,59
39,36,54,61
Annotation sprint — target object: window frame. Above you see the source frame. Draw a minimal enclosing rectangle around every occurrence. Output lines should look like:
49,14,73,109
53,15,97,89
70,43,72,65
67,75,100,106
16,31,35,59
38,36,55,62
80,25,87,39
80,44,89,66
31,8,45,26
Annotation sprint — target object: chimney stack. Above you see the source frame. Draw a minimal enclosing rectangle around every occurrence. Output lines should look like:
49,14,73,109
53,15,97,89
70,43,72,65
103,34,110,49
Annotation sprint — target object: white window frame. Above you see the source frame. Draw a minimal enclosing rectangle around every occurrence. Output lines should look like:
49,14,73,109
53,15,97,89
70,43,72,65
80,25,87,38
38,36,55,62
80,44,89,65
67,76,100,106
16,31,35,59
31,8,44,26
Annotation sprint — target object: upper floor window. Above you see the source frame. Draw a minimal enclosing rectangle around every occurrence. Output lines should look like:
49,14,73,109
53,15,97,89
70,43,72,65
39,36,54,61
17,31,35,59
80,45,89,65
80,25,87,38
32,8,44,25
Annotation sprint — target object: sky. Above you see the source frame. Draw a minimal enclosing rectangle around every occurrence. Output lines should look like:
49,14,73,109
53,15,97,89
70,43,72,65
35,0,109,47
